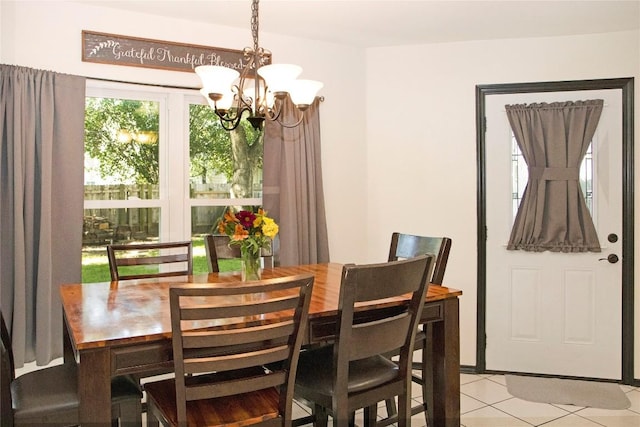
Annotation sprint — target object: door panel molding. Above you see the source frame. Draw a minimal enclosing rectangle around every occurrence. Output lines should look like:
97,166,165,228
475,78,635,384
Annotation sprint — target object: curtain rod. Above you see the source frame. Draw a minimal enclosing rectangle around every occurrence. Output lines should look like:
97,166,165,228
86,75,198,91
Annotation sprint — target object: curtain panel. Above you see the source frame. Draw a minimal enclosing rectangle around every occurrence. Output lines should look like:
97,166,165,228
0,65,85,366
263,98,330,266
506,100,603,253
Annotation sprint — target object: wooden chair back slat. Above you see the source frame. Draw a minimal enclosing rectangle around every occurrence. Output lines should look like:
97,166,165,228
106,240,193,281
184,345,291,375
181,295,299,320
388,232,452,285
115,253,190,267
350,313,411,360
182,321,295,348
186,372,287,401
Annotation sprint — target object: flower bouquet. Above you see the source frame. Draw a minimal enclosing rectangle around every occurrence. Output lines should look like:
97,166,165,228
217,208,279,280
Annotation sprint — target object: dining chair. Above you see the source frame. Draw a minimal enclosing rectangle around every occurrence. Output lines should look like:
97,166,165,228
144,274,315,427
1,312,143,426
381,232,452,426
106,240,193,281
293,255,434,427
204,234,274,272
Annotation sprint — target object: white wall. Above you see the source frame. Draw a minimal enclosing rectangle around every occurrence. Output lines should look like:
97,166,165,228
0,0,368,265
366,31,640,371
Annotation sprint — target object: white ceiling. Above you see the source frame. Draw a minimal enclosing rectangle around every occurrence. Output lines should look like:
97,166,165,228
77,0,639,48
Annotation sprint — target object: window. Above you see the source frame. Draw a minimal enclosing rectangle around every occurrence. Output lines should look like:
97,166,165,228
83,81,263,282
511,134,594,221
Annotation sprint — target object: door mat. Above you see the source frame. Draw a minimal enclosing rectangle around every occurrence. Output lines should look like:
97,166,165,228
505,375,631,410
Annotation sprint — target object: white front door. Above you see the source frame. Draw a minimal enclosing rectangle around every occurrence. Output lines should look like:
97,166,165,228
485,89,623,379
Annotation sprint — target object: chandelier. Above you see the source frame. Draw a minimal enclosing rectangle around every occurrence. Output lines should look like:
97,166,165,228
195,0,323,131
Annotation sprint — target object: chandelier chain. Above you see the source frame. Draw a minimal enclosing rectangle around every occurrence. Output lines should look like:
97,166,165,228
251,0,260,54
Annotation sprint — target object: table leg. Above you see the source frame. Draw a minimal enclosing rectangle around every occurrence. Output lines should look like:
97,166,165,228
424,298,460,427
78,348,112,425
62,313,74,364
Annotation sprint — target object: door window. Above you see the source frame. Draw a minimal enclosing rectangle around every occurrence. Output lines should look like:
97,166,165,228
511,135,594,219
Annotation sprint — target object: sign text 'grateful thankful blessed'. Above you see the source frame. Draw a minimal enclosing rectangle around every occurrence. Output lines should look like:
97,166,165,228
81,30,267,73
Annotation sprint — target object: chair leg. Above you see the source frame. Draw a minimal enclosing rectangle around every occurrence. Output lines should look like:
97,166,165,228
397,393,410,427
145,400,161,427
313,404,328,427
119,399,143,427
146,414,160,427
331,408,352,427
384,398,397,418
364,405,377,427
421,325,432,427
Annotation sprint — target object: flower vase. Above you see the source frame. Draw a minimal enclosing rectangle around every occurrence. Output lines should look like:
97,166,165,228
241,245,261,281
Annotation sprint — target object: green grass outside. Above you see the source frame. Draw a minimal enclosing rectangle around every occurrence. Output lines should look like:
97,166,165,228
81,239,242,283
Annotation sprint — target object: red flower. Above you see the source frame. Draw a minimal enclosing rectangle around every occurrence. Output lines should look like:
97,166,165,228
236,210,256,229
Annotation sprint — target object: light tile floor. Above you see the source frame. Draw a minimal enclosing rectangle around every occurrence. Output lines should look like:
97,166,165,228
291,373,640,427
457,373,640,427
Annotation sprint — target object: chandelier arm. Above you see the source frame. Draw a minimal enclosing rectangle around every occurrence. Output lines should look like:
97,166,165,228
268,95,325,128
213,106,240,123
214,105,253,131
275,115,305,128
217,112,243,131
263,98,282,122
274,108,305,128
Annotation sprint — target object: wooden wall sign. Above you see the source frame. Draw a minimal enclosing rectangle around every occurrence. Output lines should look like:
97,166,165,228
82,30,264,73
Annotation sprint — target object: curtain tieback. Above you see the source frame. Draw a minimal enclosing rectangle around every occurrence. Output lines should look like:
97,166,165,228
529,167,579,181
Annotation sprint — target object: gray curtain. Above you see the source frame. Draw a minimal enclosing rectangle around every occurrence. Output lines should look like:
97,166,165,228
0,65,85,366
263,97,330,266
506,100,603,252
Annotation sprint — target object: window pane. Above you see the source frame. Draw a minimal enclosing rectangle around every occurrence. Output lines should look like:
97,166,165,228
85,97,160,197
581,143,594,213
511,137,594,220
84,93,164,283
189,104,263,199
191,206,227,236
82,207,160,283
511,134,527,218
189,102,265,275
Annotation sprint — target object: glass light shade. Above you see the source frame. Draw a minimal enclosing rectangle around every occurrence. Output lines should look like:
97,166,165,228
195,65,240,96
200,88,234,110
288,80,323,106
257,64,302,94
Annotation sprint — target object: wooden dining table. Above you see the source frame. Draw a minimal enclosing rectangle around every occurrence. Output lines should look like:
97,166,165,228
60,263,462,426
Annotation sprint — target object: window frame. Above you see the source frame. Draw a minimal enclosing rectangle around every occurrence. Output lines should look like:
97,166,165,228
85,79,263,243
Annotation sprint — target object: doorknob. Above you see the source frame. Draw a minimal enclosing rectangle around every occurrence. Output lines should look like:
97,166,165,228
598,254,619,264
